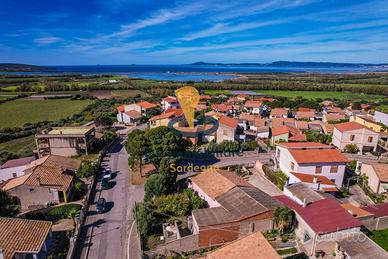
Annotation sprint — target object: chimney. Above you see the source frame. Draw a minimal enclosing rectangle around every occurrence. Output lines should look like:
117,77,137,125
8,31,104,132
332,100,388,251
302,198,307,207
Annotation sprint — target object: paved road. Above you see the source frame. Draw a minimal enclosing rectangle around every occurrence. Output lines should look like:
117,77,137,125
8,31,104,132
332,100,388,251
74,139,144,259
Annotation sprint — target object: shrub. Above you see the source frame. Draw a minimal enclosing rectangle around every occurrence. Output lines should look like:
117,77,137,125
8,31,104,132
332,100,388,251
344,144,359,154
47,204,81,219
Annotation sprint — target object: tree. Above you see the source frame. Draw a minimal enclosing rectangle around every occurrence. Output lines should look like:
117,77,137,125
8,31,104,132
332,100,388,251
0,190,19,217
102,129,116,143
76,160,98,178
273,207,294,234
133,202,157,239
95,113,114,127
66,207,79,233
125,130,148,176
306,131,332,144
344,144,359,154
144,174,170,201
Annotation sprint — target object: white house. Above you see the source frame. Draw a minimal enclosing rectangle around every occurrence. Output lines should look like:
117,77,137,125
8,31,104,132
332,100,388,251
244,100,262,115
116,110,142,125
275,142,349,187
374,111,388,126
332,121,379,153
161,96,180,110
0,156,34,183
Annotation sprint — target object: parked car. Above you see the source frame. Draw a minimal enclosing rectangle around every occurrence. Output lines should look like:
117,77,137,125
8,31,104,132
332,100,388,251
103,170,112,180
96,198,106,213
101,177,109,189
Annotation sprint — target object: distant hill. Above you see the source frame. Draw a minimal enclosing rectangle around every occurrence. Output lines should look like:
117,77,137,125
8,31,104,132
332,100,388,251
190,61,388,68
0,63,51,72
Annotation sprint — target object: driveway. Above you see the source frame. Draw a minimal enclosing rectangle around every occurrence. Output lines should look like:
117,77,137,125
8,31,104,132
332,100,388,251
74,138,144,259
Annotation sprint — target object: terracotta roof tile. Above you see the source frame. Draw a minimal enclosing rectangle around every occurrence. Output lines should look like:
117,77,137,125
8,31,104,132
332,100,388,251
116,104,126,113
290,172,336,185
137,101,158,109
244,100,262,108
0,217,52,259
191,168,251,199
324,113,346,122
296,111,315,119
340,203,374,218
219,116,238,128
334,121,372,132
124,110,142,119
206,232,281,259
271,108,288,117
162,96,177,103
277,142,332,149
363,203,388,217
271,125,289,136
289,148,349,163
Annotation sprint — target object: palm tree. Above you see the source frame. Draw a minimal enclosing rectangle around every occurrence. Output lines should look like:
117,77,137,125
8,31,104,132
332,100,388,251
273,207,294,234
66,207,79,235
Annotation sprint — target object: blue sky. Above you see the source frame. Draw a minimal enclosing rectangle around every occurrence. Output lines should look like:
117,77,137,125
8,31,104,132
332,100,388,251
1,0,388,65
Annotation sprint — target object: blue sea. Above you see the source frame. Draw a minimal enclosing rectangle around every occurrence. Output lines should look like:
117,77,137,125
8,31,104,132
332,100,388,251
2,64,388,82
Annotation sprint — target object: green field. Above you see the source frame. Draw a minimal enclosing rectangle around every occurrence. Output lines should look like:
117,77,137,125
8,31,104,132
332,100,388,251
0,135,35,157
111,89,151,98
370,229,388,252
0,98,93,128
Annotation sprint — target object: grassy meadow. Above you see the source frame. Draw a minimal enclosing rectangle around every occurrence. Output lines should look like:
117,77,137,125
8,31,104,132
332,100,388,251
0,135,35,157
0,98,93,128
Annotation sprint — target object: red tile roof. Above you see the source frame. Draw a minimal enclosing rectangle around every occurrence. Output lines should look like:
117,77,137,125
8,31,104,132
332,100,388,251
296,111,315,119
288,133,307,142
0,156,35,169
149,112,175,121
277,142,331,149
289,148,349,164
275,196,362,234
212,103,233,112
271,126,289,136
162,97,177,103
290,172,336,186
244,100,262,108
124,110,142,119
298,108,316,112
363,203,388,217
334,121,371,132
271,108,288,117
137,101,158,109
219,116,238,128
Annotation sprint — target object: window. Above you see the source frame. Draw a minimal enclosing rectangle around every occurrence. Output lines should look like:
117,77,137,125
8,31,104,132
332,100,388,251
276,149,280,159
223,130,228,136
368,136,373,143
350,135,355,141
29,188,34,192
291,162,295,171
304,233,311,242
316,166,322,174
330,166,338,174
12,173,17,178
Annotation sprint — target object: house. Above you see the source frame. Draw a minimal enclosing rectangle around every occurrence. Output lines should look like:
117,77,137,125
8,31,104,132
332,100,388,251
1,155,80,211
275,142,349,187
351,114,386,132
323,113,346,123
332,121,379,153
116,109,142,125
275,194,362,257
202,232,281,259
0,156,35,183
244,100,262,114
161,96,180,110
123,101,158,116
362,203,388,230
360,162,388,194
216,116,239,143
0,217,52,259
271,117,295,128
189,169,281,247
295,111,315,121
374,111,388,126
149,109,183,128
211,103,235,115
35,126,96,158
270,108,288,118
270,125,306,145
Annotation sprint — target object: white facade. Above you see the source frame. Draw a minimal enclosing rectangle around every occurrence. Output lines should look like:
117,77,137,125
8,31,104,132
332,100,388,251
332,127,379,153
161,97,180,110
275,146,346,187
116,112,138,125
374,111,388,126
0,165,27,183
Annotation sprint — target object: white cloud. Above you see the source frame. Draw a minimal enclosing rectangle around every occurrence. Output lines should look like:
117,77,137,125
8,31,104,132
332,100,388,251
34,36,62,45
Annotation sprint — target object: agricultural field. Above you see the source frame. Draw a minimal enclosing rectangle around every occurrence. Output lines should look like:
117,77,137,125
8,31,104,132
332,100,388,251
0,135,35,157
88,89,150,99
0,98,93,128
